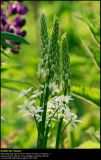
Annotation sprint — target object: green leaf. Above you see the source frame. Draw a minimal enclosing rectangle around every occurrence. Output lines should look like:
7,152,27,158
1,85,19,92
1,40,16,49
1,78,32,86
1,50,11,59
81,39,100,71
89,45,100,68
77,140,100,149
1,32,29,45
83,15,100,44
75,15,100,46
1,67,8,72
71,86,100,107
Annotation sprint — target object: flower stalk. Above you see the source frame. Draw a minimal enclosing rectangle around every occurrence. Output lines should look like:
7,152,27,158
17,13,81,149
56,33,71,148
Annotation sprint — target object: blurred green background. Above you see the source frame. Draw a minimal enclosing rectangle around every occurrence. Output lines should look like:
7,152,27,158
1,1,100,149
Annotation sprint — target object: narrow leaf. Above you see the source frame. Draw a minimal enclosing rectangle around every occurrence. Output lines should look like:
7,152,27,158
1,40,16,49
1,50,11,59
71,86,100,107
1,78,32,86
1,32,29,45
1,85,19,92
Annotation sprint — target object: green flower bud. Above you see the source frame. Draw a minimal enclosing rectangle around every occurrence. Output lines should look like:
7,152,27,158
61,33,71,94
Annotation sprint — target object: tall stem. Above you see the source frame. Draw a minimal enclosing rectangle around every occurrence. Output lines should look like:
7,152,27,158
41,86,49,147
38,85,49,148
56,117,63,148
44,107,59,148
37,86,45,148
55,89,67,148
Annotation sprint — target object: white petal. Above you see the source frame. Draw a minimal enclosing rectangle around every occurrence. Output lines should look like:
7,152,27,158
73,119,82,123
23,111,32,117
29,100,36,105
34,109,43,114
17,105,23,108
63,119,69,123
72,122,77,128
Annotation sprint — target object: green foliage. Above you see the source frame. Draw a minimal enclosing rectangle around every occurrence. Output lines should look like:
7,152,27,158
1,32,29,47
61,33,71,94
1,31,29,92
49,16,59,80
83,14,100,44
77,140,100,149
72,86,100,107
79,14,100,72
1,50,11,59
1,1,100,149
81,40,100,71
40,13,49,50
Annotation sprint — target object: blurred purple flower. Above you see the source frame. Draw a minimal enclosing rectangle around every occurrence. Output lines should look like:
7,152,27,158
8,3,18,15
6,24,14,33
1,1,28,54
17,3,28,15
7,2,28,15
1,15,8,26
18,30,26,37
1,15,8,31
12,16,26,27
0,8,4,15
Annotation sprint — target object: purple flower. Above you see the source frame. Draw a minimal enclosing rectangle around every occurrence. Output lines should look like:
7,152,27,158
17,3,28,15
0,15,8,31
1,1,28,54
6,25,14,33
0,8,4,15
15,27,26,37
12,16,26,27
1,15,8,26
8,3,18,15
18,30,26,37
7,2,28,15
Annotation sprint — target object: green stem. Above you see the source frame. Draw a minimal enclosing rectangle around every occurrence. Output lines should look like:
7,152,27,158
55,89,67,149
61,121,71,135
56,117,63,148
38,85,49,148
37,87,45,148
44,126,50,148
44,108,59,147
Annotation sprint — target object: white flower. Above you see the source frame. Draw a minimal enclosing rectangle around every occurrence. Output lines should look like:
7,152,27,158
47,102,55,109
47,108,53,112
49,82,59,94
69,113,82,128
18,91,81,129
34,108,43,114
29,100,36,105
17,99,29,112
30,90,43,99
46,95,81,128
54,95,73,104
18,87,33,98
23,111,32,117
